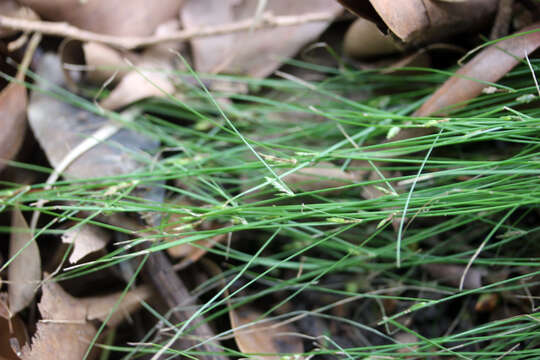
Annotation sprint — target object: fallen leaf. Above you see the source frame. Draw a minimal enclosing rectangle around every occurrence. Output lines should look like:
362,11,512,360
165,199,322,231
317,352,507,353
21,280,151,359
82,42,136,85
230,307,304,359
27,53,158,179
8,209,41,315
181,0,342,77
61,224,111,264
0,83,27,173
17,0,184,37
98,20,179,110
80,285,152,327
414,22,540,116
20,281,96,360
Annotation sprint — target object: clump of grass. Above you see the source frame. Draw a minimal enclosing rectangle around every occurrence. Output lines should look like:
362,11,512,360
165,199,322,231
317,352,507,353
2,57,540,359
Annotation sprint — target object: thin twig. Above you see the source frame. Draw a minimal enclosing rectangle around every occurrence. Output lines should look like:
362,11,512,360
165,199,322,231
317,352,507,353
0,12,336,50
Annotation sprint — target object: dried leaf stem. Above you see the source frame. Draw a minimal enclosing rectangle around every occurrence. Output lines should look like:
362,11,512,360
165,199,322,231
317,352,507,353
0,12,336,50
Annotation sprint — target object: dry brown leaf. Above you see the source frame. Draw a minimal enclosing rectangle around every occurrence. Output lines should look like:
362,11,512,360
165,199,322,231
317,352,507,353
17,0,184,37
414,22,540,116
0,83,27,173
79,285,152,327
344,18,402,59
230,307,304,359
337,0,497,45
8,209,41,315
21,281,95,360
98,21,179,110
182,0,342,77
423,263,486,289
61,224,111,264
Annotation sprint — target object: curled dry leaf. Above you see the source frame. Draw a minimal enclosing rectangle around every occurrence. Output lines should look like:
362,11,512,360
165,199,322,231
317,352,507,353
8,209,41,315
423,263,486,289
181,0,342,77
0,83,26,173
17,0,184,37
337,0,498,45
58,39,139,91
61,224,111,264
414,22,540,116
82,42,135,85
230,306,304,359
99,20,180,110
28,54,158,179
344,18,402,59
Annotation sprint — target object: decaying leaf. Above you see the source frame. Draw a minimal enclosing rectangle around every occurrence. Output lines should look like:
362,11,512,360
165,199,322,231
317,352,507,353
230,306,304,359
415,22,540,116
27,53,158,179
8,209,41,315
181,0,342,77
21,281,151,359
17,0,184,37
61,224,111,264
0,83,26,173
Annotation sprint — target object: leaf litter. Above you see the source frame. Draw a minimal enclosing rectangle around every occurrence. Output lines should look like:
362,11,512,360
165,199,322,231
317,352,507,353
0,1,539,359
